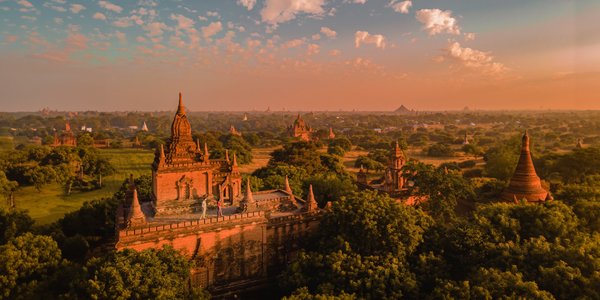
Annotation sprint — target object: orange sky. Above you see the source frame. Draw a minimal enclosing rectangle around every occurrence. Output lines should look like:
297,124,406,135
0,0,599,111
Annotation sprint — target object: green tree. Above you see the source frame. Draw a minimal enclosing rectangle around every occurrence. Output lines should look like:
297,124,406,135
0,233,62,299
83,246,208,299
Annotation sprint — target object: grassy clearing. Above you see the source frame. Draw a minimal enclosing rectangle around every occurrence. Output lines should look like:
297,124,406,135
0,136,14,152
238,146,279,174
2,148,154,224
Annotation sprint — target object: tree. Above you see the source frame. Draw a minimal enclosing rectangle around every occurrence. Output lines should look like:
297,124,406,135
0,233,62,299
433,267,554,300
0,208,34,245
77,133,94,148
403,162,476,222
318,190,432,257
0,171,18,207
425,143,454,157
83,246,208,299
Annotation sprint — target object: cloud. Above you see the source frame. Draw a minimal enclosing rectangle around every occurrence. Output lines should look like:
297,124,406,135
329,49,340,56
98,1,122,13
416,9,461,35
112,18,132,28
17,0,33,8
307,43,320,55
170,14,195,31
354,0,367,4
281,38,304,49
70,4,85,13
261,0,325,25
320,27,336,38
441,41,507,75
93,12,106,20
115,31,126,43
145,22,168,37
202,21,222,38
4,35,18,43
390,0,411,14
354,31,386,49
237,0,256,10
464,32,476,41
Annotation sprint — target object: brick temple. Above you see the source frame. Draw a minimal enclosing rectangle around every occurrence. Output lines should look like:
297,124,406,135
501,131,550,203
52,121,77,147
115,93,322,294
288,114,314,141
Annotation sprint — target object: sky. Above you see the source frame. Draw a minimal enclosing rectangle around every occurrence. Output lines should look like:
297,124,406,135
1,0,599,112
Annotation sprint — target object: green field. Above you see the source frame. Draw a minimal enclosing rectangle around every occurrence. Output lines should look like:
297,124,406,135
1,148,154,224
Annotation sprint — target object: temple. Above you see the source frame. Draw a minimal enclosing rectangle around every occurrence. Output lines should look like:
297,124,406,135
501,131,550,203
151,93,242,215
288,114,314,141
229,125,242,136
357,141,407,196
328,127,336,139
52,121,77,147
115,93,322,295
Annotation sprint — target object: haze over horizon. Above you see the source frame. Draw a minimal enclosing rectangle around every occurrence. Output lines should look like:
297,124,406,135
1,0,599,111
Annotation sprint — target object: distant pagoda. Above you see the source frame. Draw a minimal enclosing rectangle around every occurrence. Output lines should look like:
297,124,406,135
501,131,549,203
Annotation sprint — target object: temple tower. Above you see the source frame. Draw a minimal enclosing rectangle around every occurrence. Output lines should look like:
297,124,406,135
501,131,549,203
384,141,407,192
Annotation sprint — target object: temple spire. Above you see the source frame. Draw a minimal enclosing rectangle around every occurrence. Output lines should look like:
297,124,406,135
243,177,254,203
225,149,230,162
305,184,318,212
232,152,238,167
129,188,145,225
204,143,210,158
501,130,549,203
284,175,293,195
177,92,184,114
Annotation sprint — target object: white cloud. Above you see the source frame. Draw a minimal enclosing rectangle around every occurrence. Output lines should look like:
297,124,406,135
98,1,122,13
307,43,320,55
354,0,367,4
320,26,336,38
355,31,386,49
416,9,461,35
93,12,106,20
70,4,85,14
329,49,340,56
261,0,325,25
202,21,222,38
17,0,33,8
441,41,507,75
237,0,256,10
207,11,219,17
464,32,476,41
390,0,411,14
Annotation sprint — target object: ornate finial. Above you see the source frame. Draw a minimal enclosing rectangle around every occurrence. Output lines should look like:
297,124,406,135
196,139,201,151
177,92,184,114
522,130,530,151
159,144,165,158
204,143,209,157
225,149,230,162
232,152,238,167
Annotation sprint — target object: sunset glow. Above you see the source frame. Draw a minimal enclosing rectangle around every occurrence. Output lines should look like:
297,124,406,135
1,0,599,111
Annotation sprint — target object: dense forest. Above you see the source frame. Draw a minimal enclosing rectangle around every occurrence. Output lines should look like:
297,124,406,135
1,110,599,299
